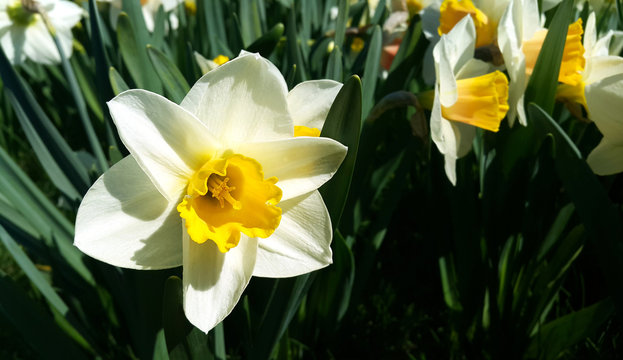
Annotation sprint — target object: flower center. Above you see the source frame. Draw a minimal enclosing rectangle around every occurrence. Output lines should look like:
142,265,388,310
294,126,321,137
441,70,509,132
7,0,36,26
522,18,585,85
207,175,241,209
177,154,282,253
438,0,497,48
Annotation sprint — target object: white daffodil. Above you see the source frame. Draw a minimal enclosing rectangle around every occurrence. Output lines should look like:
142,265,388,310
104,0,183,32
74,52,348,333
0,0,83,65
437,0,510,48
431,16,509,185
193,52,229,75
497,0,585,126
557,12,623,112
420,0,509,85
585,73,623,175
288,80,342,137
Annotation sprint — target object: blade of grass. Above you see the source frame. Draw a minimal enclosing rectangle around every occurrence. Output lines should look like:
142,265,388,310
361,25,382,121
320,75,362,228
147,45,191,104
0,47,90,195
47,27,109,172
524,0,573,114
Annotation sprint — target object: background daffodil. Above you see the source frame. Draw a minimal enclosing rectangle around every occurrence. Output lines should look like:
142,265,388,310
74,52,348,333
0,0,83,65
431,15,509,185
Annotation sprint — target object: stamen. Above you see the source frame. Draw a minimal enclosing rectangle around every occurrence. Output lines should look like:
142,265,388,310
207,176,242,209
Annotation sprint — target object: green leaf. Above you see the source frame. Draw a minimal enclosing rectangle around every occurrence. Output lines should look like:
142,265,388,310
0,47,90,196
361,25,382,121
285,7,307,82
334,0,349,49
0,147,95,286
203,0,232,57
524,0,573,114
326,47,343,83
147,45,191,104
305,231,355,336
162,276,213,360
320,75,362,228
0,272,88,359
246,23,284,57
251,275,314,360
109,66,130,95
0,225,68,316
526,298,615,360
50,32,109,172
152,6,166,50
238,0,262,46
117,12,163,93
527,103,623,317
5,91,81,200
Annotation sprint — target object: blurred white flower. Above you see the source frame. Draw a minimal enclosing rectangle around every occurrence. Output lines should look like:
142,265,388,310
104,0,183,32
0,0,83,65
497,0,585,126
431,16,508,185
557,12,623,112
74,52,347,333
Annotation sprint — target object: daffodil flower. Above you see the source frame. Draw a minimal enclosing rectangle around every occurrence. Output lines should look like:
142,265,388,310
0,0,83,65
74,52,348,333
585,73,623,175
194,52,229,74
497,0,587,126
556,12,623,112
431,16,509,185
437,0,510,47
289,80,342,137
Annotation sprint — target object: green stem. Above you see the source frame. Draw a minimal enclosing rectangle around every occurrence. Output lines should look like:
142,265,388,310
49,28,108,172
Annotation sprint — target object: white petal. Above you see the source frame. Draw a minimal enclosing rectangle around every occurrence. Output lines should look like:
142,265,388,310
48,0,83,30
161,0,183,12
584,12,597,57
236,137,347,201
0,11,11,29
1,26,26,65
287,80,342,130
585,74,623,138
435,41,458,107
587,139,623,175
584,56,623,86
183,228,257,333
430,85,457,157
434,16,477,107
455,58,492,80
442,15,476,75
253,191,332,278
142,5,155,32
107,90,221,201
74,156,182,269
22,20,59,64
444,154,458,186
180,52,292,147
